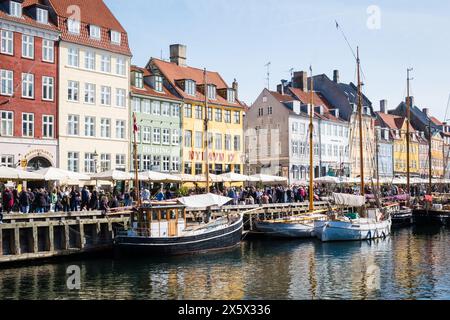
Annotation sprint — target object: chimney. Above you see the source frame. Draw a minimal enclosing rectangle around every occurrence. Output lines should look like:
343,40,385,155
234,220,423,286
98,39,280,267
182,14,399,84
423,108,430,117
380,99,387,113
232,78,239,99
279,79,288,95
333,70,340,83
169,44,187,66
405,96,414,108
292,71,308,92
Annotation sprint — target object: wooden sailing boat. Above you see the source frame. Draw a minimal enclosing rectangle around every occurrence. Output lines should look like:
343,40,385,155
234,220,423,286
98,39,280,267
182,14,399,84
314,48,393,242
253,66,330,238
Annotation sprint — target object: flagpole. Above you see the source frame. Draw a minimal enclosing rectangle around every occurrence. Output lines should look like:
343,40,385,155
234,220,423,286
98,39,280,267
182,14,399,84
133,112,141,206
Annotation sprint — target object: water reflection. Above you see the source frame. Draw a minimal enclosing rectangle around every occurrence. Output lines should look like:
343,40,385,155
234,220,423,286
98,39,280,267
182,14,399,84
0,228,449,300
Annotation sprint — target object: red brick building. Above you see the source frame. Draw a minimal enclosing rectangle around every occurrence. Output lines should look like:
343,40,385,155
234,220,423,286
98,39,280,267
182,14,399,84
0,0,59,170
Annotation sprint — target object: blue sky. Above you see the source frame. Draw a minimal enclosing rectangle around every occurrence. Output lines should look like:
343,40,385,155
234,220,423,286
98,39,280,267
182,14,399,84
106,0,450,120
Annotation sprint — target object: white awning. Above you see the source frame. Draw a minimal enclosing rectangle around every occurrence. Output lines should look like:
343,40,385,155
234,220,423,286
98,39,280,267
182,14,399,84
177,193,233,208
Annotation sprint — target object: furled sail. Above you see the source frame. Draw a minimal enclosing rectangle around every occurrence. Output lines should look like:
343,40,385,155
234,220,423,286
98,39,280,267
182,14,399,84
333,193,366,207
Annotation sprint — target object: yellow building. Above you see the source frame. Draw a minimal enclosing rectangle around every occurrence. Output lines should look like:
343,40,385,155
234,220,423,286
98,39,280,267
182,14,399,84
430,132,444,178
148,45,245,181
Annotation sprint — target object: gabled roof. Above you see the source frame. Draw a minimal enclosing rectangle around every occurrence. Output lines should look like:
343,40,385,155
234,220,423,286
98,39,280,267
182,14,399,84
269,90,295,103
430,116,443,126
338,82,374,112
130,65,182,102
0,0,58,32
150,58,244,109
48,0,131,56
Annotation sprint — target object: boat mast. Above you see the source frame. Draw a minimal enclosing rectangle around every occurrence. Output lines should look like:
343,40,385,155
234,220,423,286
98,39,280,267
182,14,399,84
375,126,381,197
356,47,365,196
133,112,141,206
204,68,210,193
309,66,314,212
406,68,413,205
428,118,433,195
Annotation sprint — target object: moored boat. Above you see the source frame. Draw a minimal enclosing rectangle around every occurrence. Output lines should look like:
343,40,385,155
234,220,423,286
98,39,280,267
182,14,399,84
254,213,328,238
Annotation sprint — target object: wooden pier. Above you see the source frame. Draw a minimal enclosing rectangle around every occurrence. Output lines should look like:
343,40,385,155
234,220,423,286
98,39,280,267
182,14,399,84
0,202,329,265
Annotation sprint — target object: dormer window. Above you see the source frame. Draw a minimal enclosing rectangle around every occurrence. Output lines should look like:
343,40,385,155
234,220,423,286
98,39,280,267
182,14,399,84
68,19,80,34
227,89,235,103
10,1,22,18
135,72,143,89
207,85,216,100
153,76,163,92
36,8,48,24
90,25,101,40
111,30,121,45
185,80,196,96
384,129,389,140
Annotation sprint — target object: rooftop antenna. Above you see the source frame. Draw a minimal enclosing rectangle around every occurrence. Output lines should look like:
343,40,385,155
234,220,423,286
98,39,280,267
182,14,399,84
288,67,294,79
265,62,271,89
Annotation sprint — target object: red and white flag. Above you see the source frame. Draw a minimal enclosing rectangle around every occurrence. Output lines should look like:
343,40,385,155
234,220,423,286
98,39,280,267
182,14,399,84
133,113,138,133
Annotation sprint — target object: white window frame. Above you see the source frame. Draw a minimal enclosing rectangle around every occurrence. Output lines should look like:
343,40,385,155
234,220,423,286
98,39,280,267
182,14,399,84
152,128,161,144
22,112,34,137
162,128,170,145
111,30,121,45
100,118,111,138
132,97,141,113
42,76,54,101
67,80,79,102
116,154,126,170
154,76,163,92
135,72,143,88
84,116,95,137
90,25,101,40
152,100,160,115
100,86,111,106
84,153,96,173
84,83,96,104
42,39,54,63
116,88,126,107
68,19,80,35
42,115,54,138
100,54,111,73
115,120,125,139
67,152,79,172
0,155,14,168
116,57,126,76
1,30,14,55
142,99,151,114
162,156,170,172
195,131,203,149
171,104,180,117
22,35,34,59
67,114,79,136
142,126,151,143
0,110,14,137
207,85,216,100
185,80,196,96
21,73,34,99
0,69,13,96
9,1,22,18
172,129,180,145
84,50,96,70
36,8,48,24
68,47,79,67
162,102,170,116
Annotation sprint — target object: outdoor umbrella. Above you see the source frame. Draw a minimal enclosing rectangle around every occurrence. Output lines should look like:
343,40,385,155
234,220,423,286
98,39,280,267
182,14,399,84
0,166,44,180
34,167,90,182
177,193,233,208
91,169,132,181
138,171,181,183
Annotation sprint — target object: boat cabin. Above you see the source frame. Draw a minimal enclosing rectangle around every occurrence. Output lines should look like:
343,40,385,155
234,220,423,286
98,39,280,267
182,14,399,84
129,204,187,238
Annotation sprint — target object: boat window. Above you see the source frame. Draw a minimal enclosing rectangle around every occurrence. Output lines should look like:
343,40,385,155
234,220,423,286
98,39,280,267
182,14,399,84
152,210,159,221
169,210,177,219
161,210,167,220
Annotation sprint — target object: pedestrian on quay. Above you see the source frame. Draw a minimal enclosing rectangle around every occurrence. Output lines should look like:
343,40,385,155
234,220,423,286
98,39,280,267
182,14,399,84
155,189,165,201
2,187,14,214
80,186,90,211
124,190,132,207
19,188,31,214
90,189,99,210
36,188,47,214
99,195,109,214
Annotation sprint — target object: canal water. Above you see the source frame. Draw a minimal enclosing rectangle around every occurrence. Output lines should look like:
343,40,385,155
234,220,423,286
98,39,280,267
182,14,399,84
0,226,449,300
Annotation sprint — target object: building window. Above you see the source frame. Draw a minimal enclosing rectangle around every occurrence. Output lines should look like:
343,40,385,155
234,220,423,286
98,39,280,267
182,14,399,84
21,73,34,98
195,105,203,119
152,156,161,171
68,152,79,172
68,47,79,67
10,1,21,17
0,111,13,136
162,128,170,145
172,129,179,145
36,8,48,24
162,156,170,172
100,86,111,106
215,133,222,150
116,120,125,139
185,130,192,148
0,155,14,167
140,155,150,171
0,69,13,96
234,135,241,151
84,153,96,173
22,113,34,137
225,134,232,151
215,108,222,122
132,97,141,113
207,107,213,121
184,162,192,175
84,116,95,137
234,111,240,124
185,80,196,96
172,157,180,172
116,88,126,107
84,83,96,104
42,76,54,101
152,128,161,144
68,81,79,101
42,115,54,138
195,131,203,148
152,100,160,115
90,25,101,40
84,50,96,70
100,55,111,73
142,126,151,143
116,154,126,171
68,115,79,135
100,118,111,138
100,154,111,171
1,30,13,55
116,57,126,76
42,40,54,62
171,104,180,117
228,89,236,103
195,163,202,175
111,30,121,44
225,110,231,123
207,85,216,100
161,102,170,116
292,141,299,155
135,72,143,88
153,76,163,92
68,19,80,34
234,165,241,174
184,104,192,118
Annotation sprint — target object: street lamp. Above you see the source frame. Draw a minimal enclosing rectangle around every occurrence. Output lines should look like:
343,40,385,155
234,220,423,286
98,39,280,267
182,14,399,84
93,150,99,174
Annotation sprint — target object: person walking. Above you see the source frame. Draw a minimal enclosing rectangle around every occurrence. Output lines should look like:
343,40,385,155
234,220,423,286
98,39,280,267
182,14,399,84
80,186,90,211
89,190,99,211
19,188,31,214
2,187,14,214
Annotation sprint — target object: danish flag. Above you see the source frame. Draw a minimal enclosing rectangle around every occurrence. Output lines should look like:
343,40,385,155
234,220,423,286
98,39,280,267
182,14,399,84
133,113,138,133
